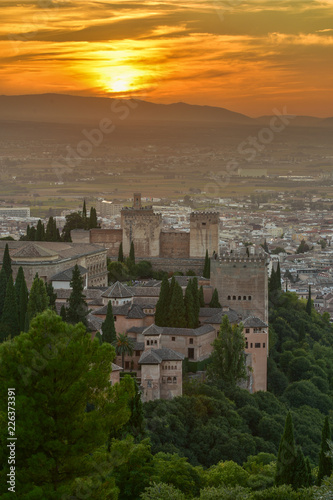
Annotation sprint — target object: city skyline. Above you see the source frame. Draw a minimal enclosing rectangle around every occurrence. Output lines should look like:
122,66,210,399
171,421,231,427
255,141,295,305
1,0,333,117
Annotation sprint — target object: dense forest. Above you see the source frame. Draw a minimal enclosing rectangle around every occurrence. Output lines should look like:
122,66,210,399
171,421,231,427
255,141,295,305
0,283,332,498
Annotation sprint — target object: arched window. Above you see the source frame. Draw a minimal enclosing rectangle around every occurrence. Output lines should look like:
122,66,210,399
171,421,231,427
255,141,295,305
173,377,177,384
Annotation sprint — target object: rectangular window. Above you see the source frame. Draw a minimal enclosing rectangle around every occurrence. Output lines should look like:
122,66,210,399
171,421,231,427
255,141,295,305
125,361,130,369
135,350,140,357
255,343,261,348
245,328,250,333
189,338,193,344
188,348,195,360
250,343,253,348
114,316,117,322
263,343,266,348
172,337,176,341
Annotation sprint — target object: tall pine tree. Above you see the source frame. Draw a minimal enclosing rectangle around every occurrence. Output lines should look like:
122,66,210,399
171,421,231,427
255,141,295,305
118,242,124,263
35,219,45,241
129,241,135,264
155,275,170,327
306,285,312,316
27,273,49,326
184,280,196,328
276,262,281,290
66,265,88,326
275,412,297,486
203,250,210,279
89,207,98,229
0,266,8,319
15,266,28,333
101,301,117,344
2,243,12,279
199,285,205,307
168,281,186,328
317,416,332,485
209,288,222,308
1,275,19,338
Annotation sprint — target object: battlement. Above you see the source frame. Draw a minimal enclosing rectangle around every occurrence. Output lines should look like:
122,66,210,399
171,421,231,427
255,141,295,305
190,212,219,221
217,254,268,264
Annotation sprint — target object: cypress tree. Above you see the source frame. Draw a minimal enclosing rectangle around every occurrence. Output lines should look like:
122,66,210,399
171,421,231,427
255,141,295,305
46,216,58,241
101,301,117,344
46,282,57,310
35,219,45,241
317,416,332,485
293,446,311,489
184,280,196,328
60,304,67,322
29,226,36,241
203,250,210,279
276,262,281,290
56,228,62,242
209,288,222,308
0,266,8,319
168,281,186,328
199,285,205,307
82,199,87,220
14,266,25,303
27,273,49,325
269,267,277,294
129,241,135,264
66,265,88,326
275,412,297,486
89,207,98,229
191,277,200,328
19,278,29,333
306,285,312,316
2,275,19,338
2,243,12,279
155,275,170,327
118,242,124,263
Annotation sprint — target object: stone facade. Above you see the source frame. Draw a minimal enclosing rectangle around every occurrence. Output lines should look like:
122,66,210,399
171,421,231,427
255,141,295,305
189,212,219,258
90,228,122,257
0,242,108,288
160,231,190,258
210,255,269,323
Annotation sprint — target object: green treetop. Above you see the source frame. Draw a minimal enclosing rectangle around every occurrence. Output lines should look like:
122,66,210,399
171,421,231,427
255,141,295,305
89,206,98,229
0,266,8,319
0,310,135,497
129,241,135,264
15,266,28,332
114,333,135,369
1,274,19,340
155,275,170,327
191,277,200,328
306,285,312,316
27,273,49,327
275,412,297,487
199,285,205,307
45,216,58,241
118,242,124,262
102,301,117,344
169,281,187,328
46,282,57,310
317,416,332,485
207,315,246,386
35,219,45,241
209,288,222,308
203,249,210,279
184,279,196,329
66,264,88,326
2,243,12,279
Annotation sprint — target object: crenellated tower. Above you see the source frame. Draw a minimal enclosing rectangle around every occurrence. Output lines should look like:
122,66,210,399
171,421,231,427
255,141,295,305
189,212,219,258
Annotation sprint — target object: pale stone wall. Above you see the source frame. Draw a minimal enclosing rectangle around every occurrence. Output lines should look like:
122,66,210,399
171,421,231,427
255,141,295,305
90,229,122,257
244,330,268,392
141,364,161,402
189,212,219,258
121,210,162,257
160,360,182,399
160,231,190,258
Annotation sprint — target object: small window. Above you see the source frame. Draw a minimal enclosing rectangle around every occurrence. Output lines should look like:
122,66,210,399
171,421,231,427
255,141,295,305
238,296,241,300
233,296,236,300
114,316,117,322
263,343,266,348
125,361,130,369
167,377,172,384
147,340,150,346
172,336,176,341
255,343,261,348
202,222,206,226
248,296,252,300
228,295,231,300
135,350,140,356
189,338,193,344
147,379,152,388
173,377,177,384
245,328,250,333
188,348,195,360
250,343,253,348
243,296,246,300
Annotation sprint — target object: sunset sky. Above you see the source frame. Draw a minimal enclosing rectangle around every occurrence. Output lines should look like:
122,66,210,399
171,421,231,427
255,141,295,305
1,0,333,116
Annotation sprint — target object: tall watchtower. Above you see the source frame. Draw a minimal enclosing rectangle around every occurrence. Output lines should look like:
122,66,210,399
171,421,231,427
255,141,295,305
121,194,162,257
189,212,219,258
210,252,269,323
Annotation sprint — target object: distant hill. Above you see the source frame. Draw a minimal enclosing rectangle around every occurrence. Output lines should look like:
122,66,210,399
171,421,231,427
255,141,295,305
0,93,254,126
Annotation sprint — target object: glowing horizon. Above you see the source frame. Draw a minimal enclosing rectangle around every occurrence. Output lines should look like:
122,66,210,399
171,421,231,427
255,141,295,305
1,1,333,117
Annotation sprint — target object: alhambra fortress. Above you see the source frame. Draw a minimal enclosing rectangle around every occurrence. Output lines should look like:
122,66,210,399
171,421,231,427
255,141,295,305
0,194,269,401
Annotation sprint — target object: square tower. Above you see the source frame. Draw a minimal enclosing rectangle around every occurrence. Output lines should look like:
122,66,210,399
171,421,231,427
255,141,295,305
189,212,219,258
